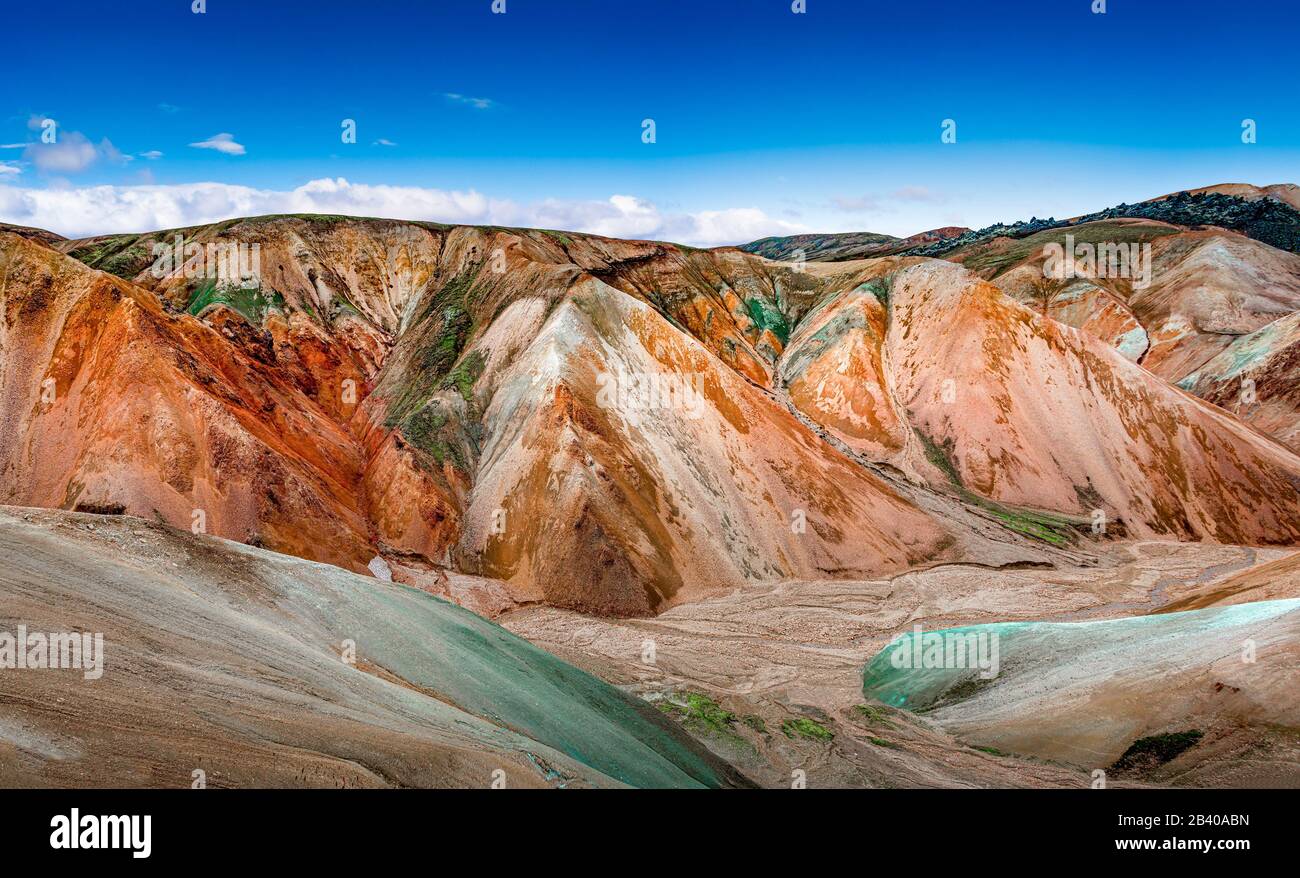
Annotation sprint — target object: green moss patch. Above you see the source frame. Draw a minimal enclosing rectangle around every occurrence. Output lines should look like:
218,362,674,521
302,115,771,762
745,296,791,346
782,717,834,742
914,427,1074,546
657,692,757,754
657,692,736,736
383,269,486,464
400,402,466,470
852,704,896,728
186,279,285,324
444,348,486,402
67,234,156,279
986,507,1072,546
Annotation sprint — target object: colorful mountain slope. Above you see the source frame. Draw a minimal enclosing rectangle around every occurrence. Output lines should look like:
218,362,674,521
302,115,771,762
0,232,386,573
4,194,1300,620
783,258,1300,544
454,275,958,614
1177,310,1300,454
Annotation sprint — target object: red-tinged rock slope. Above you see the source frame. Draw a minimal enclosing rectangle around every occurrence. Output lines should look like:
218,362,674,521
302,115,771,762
0,232,382,571
453,276,958,615
784,258,1300,544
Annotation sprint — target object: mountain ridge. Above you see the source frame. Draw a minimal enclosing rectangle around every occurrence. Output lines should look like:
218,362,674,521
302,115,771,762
4,183,1300,618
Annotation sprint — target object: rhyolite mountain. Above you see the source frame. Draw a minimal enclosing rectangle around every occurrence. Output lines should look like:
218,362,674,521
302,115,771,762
740,226,969,262
4,183,1300,618
752,183,1300,455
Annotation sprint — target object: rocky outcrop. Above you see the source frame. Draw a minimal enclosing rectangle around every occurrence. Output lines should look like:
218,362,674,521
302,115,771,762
1177,310,1300,453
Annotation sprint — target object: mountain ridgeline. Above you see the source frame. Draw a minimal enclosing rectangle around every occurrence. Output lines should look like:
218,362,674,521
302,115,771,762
2,184,1300,621
743,185,1300,264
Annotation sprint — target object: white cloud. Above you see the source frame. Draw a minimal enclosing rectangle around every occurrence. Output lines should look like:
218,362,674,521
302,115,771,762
832,194,880,212
444,93,495,110
139,150,164,160
833,185,949,213
666,207,803,245
372,139,398,147
98,139,131,164
0,162,21,177
189,133,246,156
7,116,131,175
0,177,803,245
23,131,99,173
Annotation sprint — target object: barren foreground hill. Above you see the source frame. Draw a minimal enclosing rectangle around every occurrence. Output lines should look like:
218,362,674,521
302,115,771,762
0,506,754,788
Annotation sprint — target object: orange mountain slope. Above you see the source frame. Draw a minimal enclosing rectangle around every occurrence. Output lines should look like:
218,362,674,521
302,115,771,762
4,206,1300,618
784,258,1300,544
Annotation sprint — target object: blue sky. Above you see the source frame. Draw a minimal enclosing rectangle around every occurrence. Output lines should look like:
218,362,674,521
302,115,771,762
2,0,1297,242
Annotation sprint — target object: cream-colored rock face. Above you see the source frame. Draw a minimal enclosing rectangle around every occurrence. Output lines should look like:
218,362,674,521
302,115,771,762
459,278,956,615
995,266,1149,361
979,225,1300,391
1177,309,1300,454
773,254,1300,545
780,282,910,465
890,260,1300,543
